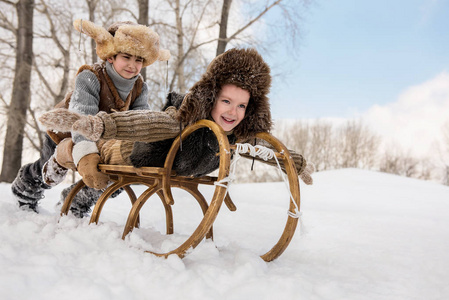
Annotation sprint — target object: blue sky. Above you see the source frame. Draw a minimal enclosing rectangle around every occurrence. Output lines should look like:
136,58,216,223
267,0,449,120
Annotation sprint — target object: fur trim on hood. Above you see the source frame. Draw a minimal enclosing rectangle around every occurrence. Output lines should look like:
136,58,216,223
73,19,170,67
177,48,272,140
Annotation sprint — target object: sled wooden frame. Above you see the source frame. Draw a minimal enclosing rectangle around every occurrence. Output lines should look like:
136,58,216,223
60,119,301,262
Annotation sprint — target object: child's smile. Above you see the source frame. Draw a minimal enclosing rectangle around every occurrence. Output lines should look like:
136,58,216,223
211,84,250,132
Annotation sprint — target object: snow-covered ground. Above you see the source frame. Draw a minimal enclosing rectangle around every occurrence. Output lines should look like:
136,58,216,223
1,168,448,300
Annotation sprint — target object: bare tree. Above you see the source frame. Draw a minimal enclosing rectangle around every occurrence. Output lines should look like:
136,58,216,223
378,147,437,180
276,120,336,172
336,120,381,169
274,120,310,157
218,0,308,53
34,0,75,107
162,0,216,93
0,0,35,183
0,2,18,166
137,0,148,26
86,0,99,64
137,0,149,81
308,121,334,171
216,0,232,56
417,159,434,181
10,0,79,156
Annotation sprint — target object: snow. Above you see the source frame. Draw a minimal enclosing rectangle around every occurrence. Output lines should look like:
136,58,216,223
1,168,448,300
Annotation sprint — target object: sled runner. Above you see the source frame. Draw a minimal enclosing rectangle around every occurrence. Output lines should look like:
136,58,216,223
59,120,301,262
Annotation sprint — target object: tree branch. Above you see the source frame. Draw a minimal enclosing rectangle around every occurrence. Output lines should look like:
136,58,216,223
0,0,16,6
32,54,57,99
25,107,44,150
0,9,17,33
227,0,282,42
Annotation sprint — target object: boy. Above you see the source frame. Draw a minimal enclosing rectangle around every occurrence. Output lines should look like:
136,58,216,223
40,48,313,217
11,19,170,212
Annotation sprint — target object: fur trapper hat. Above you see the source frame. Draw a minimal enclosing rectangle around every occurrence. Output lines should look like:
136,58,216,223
177,48,272,140
73,19,170,67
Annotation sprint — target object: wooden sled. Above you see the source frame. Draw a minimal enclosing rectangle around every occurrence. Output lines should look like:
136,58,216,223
60,120,301,262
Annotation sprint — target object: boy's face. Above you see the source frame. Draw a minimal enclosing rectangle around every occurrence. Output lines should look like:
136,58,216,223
211,84,250,132
107,53,144,79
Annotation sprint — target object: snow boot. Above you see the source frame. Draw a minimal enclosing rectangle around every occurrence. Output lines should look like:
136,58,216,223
59,181,123,218
11,163,51,213
42,153,68,186
11,134,57,212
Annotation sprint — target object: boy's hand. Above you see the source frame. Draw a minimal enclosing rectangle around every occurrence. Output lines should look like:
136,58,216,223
72,115,104,142
54,138,76,170
39,108,104,141
77,153,109,189
39,108,82,132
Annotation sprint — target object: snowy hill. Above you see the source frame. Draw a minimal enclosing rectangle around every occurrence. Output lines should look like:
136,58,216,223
0,169,448,300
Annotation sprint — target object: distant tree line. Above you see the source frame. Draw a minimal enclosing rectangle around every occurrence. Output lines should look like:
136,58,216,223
235,119,447,185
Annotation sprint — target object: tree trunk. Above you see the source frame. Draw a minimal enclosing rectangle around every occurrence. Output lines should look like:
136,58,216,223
86,0,98,64
217,0,232,56
137,0,149,81
174,0,185,92
0,0,34,183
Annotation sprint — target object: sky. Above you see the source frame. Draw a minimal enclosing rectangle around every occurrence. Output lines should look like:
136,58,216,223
1,169,448,299
267,0,449,157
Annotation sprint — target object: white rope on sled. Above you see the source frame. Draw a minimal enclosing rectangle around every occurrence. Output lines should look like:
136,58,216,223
214,143,301,218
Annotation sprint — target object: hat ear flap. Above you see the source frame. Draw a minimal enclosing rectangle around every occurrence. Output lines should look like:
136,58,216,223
73,19,114,60
177,86,214,126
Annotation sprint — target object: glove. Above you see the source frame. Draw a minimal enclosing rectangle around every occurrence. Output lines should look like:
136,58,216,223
54,138,76,169
39,108,82,132
72,114,104,142
39,108,104,142
77,153,109,189
299,162,315,185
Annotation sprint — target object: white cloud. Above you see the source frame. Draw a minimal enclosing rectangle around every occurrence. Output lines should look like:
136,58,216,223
363,71,449,157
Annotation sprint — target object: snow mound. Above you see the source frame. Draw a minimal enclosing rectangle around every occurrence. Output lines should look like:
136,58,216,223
0,168,448,300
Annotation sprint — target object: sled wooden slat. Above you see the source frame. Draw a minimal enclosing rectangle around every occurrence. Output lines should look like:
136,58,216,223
59,119,301,262
98,165,236,212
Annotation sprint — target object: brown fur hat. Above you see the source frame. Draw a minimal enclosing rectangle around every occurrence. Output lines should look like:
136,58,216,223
73,19,170,67
177,48,272,140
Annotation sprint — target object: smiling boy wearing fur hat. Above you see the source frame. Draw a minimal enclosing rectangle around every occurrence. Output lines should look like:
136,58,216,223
11,19,170,213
